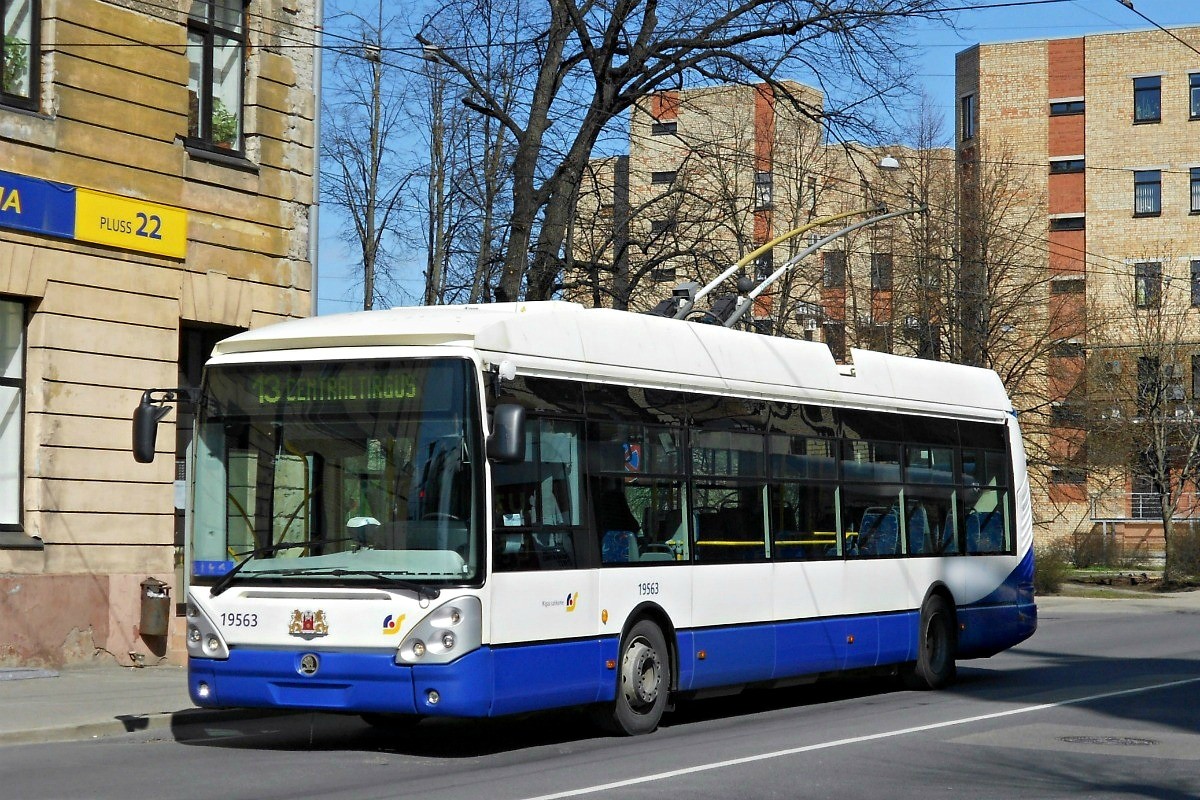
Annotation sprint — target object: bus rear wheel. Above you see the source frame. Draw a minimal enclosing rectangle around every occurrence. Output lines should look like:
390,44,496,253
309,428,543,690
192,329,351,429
903,595,957,690
597,619,670,736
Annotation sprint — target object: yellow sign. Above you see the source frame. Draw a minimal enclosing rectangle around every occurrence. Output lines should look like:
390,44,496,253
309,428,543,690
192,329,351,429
74,188,187,259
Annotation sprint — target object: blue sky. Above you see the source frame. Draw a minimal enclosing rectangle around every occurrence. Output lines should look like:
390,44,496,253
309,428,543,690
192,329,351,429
314,0,1200,315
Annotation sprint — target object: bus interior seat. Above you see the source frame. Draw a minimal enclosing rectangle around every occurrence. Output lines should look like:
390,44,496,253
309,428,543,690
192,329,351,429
967,509,1005,552
907,505,929,555
941,515,959,554
858,507,899,556
602,530,638,563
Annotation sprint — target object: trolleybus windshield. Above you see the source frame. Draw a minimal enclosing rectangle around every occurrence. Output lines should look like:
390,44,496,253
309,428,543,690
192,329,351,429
189,358,482,587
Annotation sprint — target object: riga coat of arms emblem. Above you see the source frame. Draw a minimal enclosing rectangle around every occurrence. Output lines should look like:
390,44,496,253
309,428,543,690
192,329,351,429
288,609,329,637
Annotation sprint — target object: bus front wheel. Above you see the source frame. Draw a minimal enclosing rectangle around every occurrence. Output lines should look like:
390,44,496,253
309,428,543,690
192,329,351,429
598,619,670,735
903,595,957,690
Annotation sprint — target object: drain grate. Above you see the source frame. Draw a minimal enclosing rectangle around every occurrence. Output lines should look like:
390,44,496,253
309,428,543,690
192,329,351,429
1059,735,1158,747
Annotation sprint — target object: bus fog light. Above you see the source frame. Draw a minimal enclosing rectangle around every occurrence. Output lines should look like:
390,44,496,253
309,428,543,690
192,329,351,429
411,640,426,658
427,690,440,705
197,682,211,699
441,631,455,649
188,625,201,643
204,635,221,654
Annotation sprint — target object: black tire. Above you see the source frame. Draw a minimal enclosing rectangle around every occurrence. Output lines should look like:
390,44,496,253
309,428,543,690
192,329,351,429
360,713,422,731
596,619,670,736
903,594,957,690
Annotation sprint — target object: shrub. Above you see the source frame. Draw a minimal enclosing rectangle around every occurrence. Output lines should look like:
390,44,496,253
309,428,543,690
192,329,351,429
1034,540,1073,595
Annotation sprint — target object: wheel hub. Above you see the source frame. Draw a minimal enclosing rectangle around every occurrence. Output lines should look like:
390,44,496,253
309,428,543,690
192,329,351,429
622,639,661,707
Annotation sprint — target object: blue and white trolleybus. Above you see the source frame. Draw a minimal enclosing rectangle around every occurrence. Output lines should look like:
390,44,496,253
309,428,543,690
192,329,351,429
134,301,1036,735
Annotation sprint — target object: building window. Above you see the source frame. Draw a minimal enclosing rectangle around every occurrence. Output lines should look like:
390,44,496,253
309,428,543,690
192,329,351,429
1051,341,1085,358
1049,216,1085,231
960,94,975,141
822,251,846,289
651,121,677,136
754,171,773,210
805,176,817,212
650,170,676,185
1191,73,1200,120
1135,262,1161,309
870,253,893,292
1,0,38,110
823,322,846,361
650,266,677,282
0,299,23,532
1049,100,1085,116
187,0,246,152
1192,260,1200,307
1191,167,1200,213
1049,158,1085,174
649,219,673,235
1133,170,1161,217
1050,467,1086,485
1133,76,1161,123
753,251,773,281
1051,278,1085,295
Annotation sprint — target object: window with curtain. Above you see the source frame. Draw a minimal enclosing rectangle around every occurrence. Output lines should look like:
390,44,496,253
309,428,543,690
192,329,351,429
0,299,23,532
1133,170,1161,216
1135,262,1161,309
1191,167,1200,213
187,0,246,152
2,0,38,110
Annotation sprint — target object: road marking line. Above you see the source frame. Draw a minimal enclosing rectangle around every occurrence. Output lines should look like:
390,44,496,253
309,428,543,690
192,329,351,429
518,677,1200,800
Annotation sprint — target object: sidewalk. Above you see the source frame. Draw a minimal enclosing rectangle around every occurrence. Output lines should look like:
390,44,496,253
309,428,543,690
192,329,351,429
0,663,225,747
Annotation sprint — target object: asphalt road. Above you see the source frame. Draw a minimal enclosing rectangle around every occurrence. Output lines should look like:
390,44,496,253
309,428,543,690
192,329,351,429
6,594,1200,800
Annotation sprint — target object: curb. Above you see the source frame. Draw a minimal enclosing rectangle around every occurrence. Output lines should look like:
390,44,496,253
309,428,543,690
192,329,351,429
0,707,297,748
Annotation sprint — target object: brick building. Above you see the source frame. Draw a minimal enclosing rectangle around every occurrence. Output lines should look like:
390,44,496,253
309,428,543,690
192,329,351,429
570,81,950,356
1,0,318,666
957,26,1200,555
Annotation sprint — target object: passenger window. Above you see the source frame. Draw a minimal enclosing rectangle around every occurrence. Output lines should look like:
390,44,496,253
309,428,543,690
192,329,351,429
492,418,585,571
693,481,767,563
770,483,839,560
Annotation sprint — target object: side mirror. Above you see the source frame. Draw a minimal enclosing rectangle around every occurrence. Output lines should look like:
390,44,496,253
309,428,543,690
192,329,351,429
487,404,526,463
132,390,178,463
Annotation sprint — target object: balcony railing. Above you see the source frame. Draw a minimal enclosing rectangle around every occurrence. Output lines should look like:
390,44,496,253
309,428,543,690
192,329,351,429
1090,492,1200,521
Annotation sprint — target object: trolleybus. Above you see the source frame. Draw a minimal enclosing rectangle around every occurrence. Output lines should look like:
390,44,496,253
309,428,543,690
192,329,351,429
134,301,1036,735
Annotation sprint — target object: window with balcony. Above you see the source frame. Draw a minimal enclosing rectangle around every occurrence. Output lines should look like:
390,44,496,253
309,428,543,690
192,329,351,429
1,0,38,110
1133,76,1161,123
1133,170,1161,217
187,0,246,153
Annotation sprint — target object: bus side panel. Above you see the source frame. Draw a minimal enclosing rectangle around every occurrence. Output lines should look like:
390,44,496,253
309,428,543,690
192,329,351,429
876,611,917,666
687,625,776,690
490,639,609,716
773,618,841,676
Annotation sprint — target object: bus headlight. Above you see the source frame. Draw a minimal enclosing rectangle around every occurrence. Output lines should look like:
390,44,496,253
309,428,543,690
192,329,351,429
184,596,229,661
396,596,481,665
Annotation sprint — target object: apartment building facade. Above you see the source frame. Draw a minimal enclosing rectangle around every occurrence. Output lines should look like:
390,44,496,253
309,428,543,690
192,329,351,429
957,26,1200,554
1,0,317,666
570,81,951,358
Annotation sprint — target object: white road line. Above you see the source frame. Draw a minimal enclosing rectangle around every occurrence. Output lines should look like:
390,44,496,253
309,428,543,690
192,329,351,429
517,677,1200,800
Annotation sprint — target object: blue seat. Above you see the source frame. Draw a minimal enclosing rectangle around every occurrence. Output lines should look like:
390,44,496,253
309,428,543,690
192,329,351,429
859,508,899,556
907,505,929,555
965,510,1005,553
602,530,638,563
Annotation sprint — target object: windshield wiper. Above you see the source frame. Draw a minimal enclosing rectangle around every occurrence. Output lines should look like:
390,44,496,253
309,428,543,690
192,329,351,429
255,567,442,601
209,536,356,597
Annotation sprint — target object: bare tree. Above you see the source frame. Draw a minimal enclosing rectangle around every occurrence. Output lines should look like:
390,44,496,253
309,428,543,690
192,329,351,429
418,0,964,302
323,4,415,310
1089,258,1200,583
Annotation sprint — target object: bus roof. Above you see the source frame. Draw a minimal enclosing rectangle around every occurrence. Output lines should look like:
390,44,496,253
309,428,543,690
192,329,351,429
211,301,1013,419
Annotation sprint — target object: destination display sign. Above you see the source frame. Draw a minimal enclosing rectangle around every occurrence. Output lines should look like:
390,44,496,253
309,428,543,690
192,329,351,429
0,168,188,259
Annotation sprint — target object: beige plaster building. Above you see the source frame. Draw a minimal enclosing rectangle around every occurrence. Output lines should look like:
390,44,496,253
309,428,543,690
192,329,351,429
1,0,317,666
957,26,1200,554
